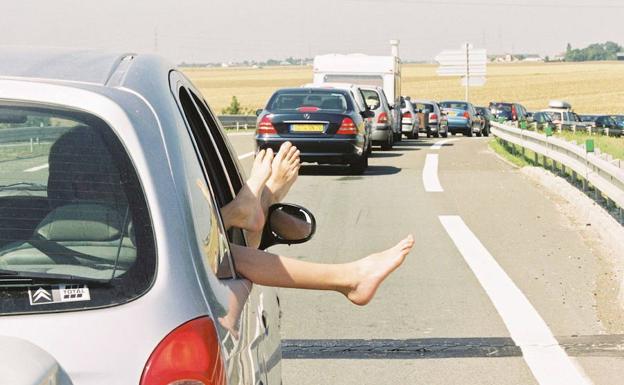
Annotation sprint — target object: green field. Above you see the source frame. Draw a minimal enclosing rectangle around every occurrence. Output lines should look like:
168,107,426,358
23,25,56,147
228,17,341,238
183,61,624,115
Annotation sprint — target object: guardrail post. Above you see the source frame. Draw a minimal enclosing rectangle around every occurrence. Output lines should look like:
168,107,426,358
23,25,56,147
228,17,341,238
30,138,34,153
236,122,240,131
534,152,538,165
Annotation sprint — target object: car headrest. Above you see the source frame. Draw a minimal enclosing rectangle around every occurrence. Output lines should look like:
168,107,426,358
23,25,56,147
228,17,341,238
35,202,124,242
47,126,127,209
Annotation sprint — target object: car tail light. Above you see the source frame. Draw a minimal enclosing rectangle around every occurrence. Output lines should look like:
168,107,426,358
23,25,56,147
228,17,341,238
430,113,438,121
297,106,320,112
463,111,470,119
257,115,277,134
337,118,357,135
377,112,388,124
402,112,412,119
140,317,226,385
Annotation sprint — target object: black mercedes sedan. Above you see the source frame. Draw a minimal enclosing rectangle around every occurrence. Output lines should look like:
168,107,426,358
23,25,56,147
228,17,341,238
255,86,373,174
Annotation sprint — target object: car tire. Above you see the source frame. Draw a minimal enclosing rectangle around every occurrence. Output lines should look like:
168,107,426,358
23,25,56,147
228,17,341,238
349,155,367,174
441,131,448,138
484,126,490,137
466,128,473,137
405,132,413,139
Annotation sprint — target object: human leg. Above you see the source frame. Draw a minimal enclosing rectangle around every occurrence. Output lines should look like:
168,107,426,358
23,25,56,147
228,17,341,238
230,235,414,306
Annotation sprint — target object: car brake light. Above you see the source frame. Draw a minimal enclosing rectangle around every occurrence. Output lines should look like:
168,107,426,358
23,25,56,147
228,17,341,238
140,317,226,385
402,112,412,119
463,111,470,119
337,118,357,135
257,115,277,134
377,112,388,124
297,106,320,112
430,113,438,121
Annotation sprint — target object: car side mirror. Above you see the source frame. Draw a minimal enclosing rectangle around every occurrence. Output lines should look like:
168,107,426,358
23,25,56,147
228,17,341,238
361,110,375,119
259,203,316,250
255,109,263,117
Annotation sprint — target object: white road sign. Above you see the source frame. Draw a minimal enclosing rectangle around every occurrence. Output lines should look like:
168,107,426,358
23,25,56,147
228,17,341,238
435,43,487,101
461,76,487,86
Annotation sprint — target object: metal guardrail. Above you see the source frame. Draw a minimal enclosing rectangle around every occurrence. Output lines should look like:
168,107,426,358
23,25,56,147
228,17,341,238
490,121,624,218
217,115,256,130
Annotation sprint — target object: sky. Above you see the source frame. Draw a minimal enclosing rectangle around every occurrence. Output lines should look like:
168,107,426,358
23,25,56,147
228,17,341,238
4,0,624,64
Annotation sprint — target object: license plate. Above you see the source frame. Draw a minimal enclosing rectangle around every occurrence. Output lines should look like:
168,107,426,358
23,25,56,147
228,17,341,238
291,124,324,132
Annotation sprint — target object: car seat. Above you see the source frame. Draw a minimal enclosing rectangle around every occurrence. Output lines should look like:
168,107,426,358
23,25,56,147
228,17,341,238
0,126,137,276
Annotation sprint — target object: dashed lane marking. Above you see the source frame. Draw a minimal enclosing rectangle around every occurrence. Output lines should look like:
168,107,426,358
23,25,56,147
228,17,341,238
24,163,49,173
423,154,443,192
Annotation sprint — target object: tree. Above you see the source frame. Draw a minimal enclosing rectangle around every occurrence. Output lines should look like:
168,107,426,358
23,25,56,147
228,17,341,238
221,96,242,114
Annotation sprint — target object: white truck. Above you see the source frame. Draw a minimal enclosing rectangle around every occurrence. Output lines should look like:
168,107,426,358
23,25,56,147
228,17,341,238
312,51,402,140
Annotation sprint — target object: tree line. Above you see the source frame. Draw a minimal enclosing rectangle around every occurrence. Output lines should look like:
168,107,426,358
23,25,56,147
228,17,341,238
565,41,622,62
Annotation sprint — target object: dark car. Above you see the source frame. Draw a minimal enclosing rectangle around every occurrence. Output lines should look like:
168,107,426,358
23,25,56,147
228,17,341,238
255,87,373,174
610,115,624,129
529,111,556,131
593,115,622,137
439,100,483,137
475,106,492,136
489,102,528,124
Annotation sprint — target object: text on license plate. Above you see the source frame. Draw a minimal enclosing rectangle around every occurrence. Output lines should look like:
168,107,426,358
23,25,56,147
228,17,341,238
291,124,324,132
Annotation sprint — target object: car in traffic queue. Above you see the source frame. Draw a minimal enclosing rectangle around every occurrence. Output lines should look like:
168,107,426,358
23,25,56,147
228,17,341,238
580,115,622,137
610,115,624,129
528,111,556,132
0,48,319,385
474,106,492,137
539,100,591,131
256,84,373,174
400,97,419,140
411,100,449,138
439,100,483,137
361,85,396,150
488,101,529,125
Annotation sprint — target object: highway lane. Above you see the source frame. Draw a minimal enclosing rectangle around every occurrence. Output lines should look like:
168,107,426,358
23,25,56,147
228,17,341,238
227,131,624,385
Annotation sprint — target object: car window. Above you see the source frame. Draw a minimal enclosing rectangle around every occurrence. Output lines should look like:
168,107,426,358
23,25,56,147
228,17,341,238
0,103,156,314
440,101,469,110
268,90,351,112
361,89,380,110
177,86,237,279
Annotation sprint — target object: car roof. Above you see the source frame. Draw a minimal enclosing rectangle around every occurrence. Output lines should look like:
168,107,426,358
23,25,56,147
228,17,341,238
411,100,436,105
0,47,136,85
303,82,361,91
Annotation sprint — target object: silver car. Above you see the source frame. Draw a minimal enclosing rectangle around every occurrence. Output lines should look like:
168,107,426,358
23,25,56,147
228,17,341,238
0,48,314,385
411,100,449,138
361,85,395,150
400,97,419,139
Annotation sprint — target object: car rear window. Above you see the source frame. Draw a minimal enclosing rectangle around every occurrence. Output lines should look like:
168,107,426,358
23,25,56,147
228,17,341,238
440,102,469,110
267,90,351,112
413,103,434,112
0,104,155,315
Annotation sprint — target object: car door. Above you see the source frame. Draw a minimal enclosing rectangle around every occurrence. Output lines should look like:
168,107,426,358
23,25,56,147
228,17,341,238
170,71,280,385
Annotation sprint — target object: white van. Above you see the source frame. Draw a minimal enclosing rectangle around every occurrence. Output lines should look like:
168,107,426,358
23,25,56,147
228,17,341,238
312,53,402,140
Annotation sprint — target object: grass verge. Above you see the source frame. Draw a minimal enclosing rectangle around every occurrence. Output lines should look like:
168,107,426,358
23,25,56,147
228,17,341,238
554,131,624,160
489,138,530,168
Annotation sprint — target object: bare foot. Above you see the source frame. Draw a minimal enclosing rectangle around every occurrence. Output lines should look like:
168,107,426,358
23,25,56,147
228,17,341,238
221,149,274,231
343,235,415,306
266,142,301,204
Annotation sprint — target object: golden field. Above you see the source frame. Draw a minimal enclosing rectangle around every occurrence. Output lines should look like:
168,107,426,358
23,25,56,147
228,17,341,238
183,61,624,115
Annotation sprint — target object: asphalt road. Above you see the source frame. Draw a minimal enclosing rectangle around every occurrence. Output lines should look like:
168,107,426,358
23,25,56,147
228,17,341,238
228,132,624,385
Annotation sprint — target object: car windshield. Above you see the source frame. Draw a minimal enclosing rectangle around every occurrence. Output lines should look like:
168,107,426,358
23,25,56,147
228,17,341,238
0,104,155,295
268,90,350,112
440,101,468,110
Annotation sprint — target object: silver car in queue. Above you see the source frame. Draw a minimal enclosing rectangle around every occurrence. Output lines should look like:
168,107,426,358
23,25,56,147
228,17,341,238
0,48,313,385
361,85,396,150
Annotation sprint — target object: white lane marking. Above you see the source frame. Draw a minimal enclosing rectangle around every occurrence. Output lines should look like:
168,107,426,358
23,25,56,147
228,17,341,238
24,163,49,173
237,152,254,160
423,154,443,192
431,138,456,150
227,131,255,137
439,215,592,385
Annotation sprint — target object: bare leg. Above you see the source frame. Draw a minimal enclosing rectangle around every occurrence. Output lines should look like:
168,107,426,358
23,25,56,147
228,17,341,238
221,148,273,232
231,235,414,306
247,142,300,247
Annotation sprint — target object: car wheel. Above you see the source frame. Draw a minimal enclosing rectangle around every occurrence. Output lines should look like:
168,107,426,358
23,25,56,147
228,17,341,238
465,128,473,137
476,131,482,137
405,132,413,139
441,131,448,138
451,132,456,136
484,126,490,137
349,155,367,174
